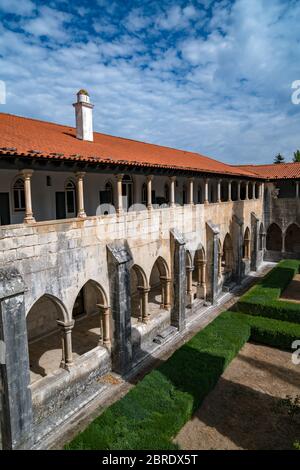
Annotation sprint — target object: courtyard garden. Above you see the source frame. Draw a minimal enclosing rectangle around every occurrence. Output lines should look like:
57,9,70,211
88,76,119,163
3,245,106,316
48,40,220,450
66,260,300,450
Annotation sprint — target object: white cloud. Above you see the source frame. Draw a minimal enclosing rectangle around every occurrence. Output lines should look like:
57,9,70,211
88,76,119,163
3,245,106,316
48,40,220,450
0,0,35,16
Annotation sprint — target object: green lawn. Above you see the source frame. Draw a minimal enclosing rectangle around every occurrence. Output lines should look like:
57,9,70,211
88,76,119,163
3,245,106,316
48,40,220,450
66,261,300,450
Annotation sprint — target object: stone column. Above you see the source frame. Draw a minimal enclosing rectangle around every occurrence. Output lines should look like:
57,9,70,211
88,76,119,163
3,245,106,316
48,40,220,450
75,172,86,218
228,180,232,202
296,181,299,198
57,320,74,370
138,287,150,323
0,268,33,449
200,261,207,299
170,176,176,207
188,178,194,205
206,221,220,304
281,232,285,254
107,243,132,374
170,228,186,331
186,266,193,306
102,306,111,349
217,179,221,203
204,178,209,204
20,170,35,223
116,174,123,214
161,277,171,310
245,181,249,200
237,181,241,201
147,175,153,210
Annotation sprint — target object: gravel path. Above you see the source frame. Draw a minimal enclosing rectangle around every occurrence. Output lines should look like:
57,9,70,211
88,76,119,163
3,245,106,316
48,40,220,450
175,342,300,450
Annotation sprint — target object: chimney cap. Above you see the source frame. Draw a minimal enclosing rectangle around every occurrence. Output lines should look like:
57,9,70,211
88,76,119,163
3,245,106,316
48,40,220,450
77,89,89,96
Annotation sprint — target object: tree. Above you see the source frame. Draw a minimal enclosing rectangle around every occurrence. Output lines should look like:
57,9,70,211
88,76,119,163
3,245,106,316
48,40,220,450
293,150,300,162
273,153,285,164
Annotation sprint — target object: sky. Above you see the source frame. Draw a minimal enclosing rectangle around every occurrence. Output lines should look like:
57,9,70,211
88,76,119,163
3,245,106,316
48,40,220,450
0,0,299,165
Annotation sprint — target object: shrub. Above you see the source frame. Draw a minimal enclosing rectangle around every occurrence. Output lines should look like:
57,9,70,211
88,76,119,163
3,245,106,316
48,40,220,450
66,312,250,450
228,311,300,351
237,260,300,324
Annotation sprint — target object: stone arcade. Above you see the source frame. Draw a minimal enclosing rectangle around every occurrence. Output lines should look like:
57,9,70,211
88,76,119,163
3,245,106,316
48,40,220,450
0,91,299,449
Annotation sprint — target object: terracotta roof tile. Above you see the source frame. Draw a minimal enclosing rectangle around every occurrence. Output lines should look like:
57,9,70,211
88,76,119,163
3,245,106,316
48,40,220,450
236,163,300,180
0,112,260,178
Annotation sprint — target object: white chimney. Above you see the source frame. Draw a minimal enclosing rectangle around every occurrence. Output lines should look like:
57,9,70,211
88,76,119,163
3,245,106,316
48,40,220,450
73,89,94,142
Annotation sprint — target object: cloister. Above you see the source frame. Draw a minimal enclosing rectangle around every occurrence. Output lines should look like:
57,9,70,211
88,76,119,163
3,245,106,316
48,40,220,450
0,95,299,449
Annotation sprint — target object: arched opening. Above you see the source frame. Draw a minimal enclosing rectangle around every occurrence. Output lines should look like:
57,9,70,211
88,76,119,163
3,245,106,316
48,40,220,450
65,179,77,218
72,280,110,357
26,295,67,384
182,184,187,205
231,181,238,201
186,251,194,306
285,224,300,253
222,233,234,281
122,175,133,209
149,257,171,315
193,247,207,301
141,183,147,206
255,183,260,199
259,223,265,251
99,181,114,214
266,223,282,251
221,181,228,202
240,182,247,200
130,264,149,323
248,183,253,200
13,177,25,211
243,227,251,259
164,182,170,204
197,185,203,204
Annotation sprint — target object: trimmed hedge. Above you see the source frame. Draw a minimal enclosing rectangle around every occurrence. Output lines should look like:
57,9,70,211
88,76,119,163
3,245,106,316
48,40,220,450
237,260,300,324
66,312,250,450
228,311,300,351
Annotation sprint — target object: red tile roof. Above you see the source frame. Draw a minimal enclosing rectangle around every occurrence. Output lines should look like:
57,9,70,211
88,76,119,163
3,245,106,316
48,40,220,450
236,163,300,180
0,113,260,178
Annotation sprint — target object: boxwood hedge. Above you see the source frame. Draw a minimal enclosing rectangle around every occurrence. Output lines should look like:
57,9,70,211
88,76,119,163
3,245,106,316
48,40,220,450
237,260,300,324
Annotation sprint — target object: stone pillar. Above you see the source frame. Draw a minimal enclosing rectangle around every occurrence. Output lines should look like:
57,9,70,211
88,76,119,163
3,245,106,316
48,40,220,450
57,320,74,370
281,232,285,254
237,181,241,201
296,181,299,198
206,222,220,304
102,306,111,349
186,266,193,306
75,172,86,218
147,175,153,210
204,178,209,204
138,287,150,323
170,229,186,330
228,180,232,202
217,179,221,203
245,181,249,200
170,176,176,207
200,261,207,300
233,215,244,282
0,268,33,449
251,212,260,271
160,277,171,310
107,243,132,374
188,178,194,205
116,174,123,214
20,170,35,223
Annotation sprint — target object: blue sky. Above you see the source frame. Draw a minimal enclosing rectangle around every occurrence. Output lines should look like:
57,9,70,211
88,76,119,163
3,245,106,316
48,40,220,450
0,0,299,164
